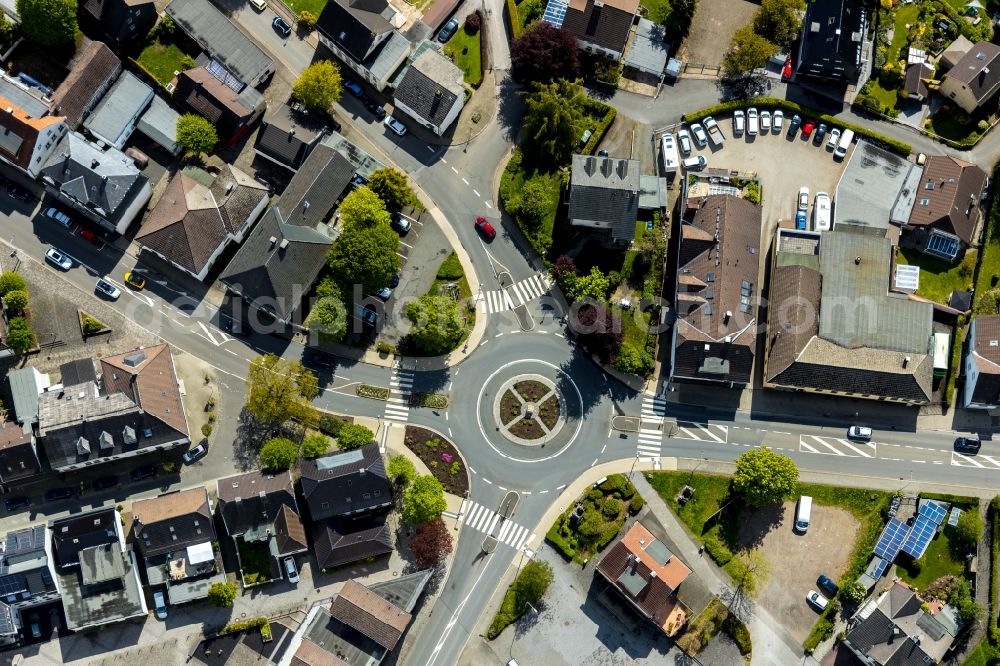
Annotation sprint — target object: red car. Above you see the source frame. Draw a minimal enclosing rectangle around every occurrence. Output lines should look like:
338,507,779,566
801,119,816,137
781,55,793,81
475,216,496,240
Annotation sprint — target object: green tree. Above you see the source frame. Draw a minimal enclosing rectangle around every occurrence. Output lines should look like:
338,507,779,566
0,272,26,297
297,9,317,31
723,549,770,620
306,280,347,344
614,342,654,375
327,222,400,294
565,266,609,302
337,423,373,450
293,60,343,111
732,447,799,507
513,560,554,610
245,354,319,426
402,475,448,524
6,317,33,354
522,79,586,167
17,0,76,46
260,436,299,471
949,576,983,623
301,434,330,458
176,114,218,156
0,12,15,44
4,289,28,312
954,509,984,550
723,25,778,77
207,581,238,607
660,0,697,34
387,454,417,487
753,0,805,49
841,581,867,605
405,295,466,355
367,167,416,214
338,187,391,228
505,178,553,231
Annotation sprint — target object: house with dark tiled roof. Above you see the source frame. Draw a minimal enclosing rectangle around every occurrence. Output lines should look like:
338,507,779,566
315,0,411,91
0,420,38,487
962,315,1000,410
49,42,122,130
216,470,307,584
795,0,870,84
904,155,988,261
393,50,464,136
569,154,640,246
596,522,690,637
300,444,393,570
671,195,761,386
940,41,1000,113
174,67,265,146
130,488,226,605
763,228,934,405
844,580,962,665
541,0,640,59
0,526,61,633
49,508,146,631
221,140,356,324
82,0,156,44
254,104,326,172
904,61,933,101
135,165,269,281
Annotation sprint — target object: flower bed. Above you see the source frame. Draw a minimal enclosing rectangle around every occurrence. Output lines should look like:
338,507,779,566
514,380,547,402
538,395,560,429
408,392,449,408
404,426,470,495
500,389,521,425
356,384,390,400
510,417,545,439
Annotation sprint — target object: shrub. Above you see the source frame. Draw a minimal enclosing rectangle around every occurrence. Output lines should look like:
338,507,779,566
464,11,481,32
260,436,299,471
357,384,390,400
219,617,267,635
628,494,645,515
602,497,622,517
337,423,373,450
436,252,465,280
80,313,105,335
301,434,330,458
3,289,27,312
208,581,238,607
505,0,522,39
0,272,25,296
7,317,34,354
387,454,417,486
803,616,835,652
318,415,345,437
201,423,213,437
582,105,616,156
596,518,625,551
297,9,316,31
376,342,395,356
702,533,734,565
724,615,752,655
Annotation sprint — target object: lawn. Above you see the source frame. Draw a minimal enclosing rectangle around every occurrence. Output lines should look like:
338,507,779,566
896,526,967,589
284,0,328,18
973,166,1000,304
444,27,482,87
927,105,984,146
546,474,644,565
888,4,920,62
137,42,195,86
237,538,272,585
499,150,562,256
895,246,975,304
963,638,1000,665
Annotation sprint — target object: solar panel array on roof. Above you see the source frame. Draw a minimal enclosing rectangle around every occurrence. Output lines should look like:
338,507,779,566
901,514,937,558
919,499,947,525
873,517,908,560
926,233,960,260
542,0,568,27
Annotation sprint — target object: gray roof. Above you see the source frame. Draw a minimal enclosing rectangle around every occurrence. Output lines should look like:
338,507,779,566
367,569,433,614
624,18,669,74
638,174,667,209
254,104,324,171
569,153,640,243
364,31,411,83
947,41,1000,103
82,71,153,148
276,143,355,227
7,367,47,425
394,50,463,129
0,75,50,119
166,0,274,87
834,141,921,234
60,358,97,386
323,130,385,178
0,526,57,603
303,606,386,665
300,444,390,520
136,94,180,153
819,231,933,354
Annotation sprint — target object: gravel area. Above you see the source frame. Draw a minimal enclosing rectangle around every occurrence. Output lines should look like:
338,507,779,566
677,0,758,68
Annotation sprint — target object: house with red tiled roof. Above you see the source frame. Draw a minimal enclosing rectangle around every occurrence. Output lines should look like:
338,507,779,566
173,67,265,145
0,95,66,178
963,315,1000,410
596,522,691,637
49,42,122,129
904,155,988,261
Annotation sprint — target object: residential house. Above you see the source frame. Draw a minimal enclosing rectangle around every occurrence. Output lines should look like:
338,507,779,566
130,488,226,605
393,50,464,136
135,165,269,281
0,85,66,178
844,580,962,665
671,195,761,386
795,0,870,83
0,420,38,488
216,470,308,584
904,62,934,101
941,34,975,71
165,0,275,90
300,444,393,570
288,571,432,666
0,526,61,637
254,104,326,172
40,131,152,235
37,344,190,473
596,522,690,637
49,508,146,631
541,0,640,60
568,154,640,246
82,0,157,44
135,95,181,155
763,228,934,405
940,41,1000,113
49,42,122,130
82,71,154,150
833,140,921,240
904,155,988,261
174,67,265,146
7,366,49,429
221,140,356,324
315,0,411,91
962,315,1000,409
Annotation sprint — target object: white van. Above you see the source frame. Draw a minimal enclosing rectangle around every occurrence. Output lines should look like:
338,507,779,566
683,155,707,171
814,192,831,232
661,133,680,174
795,496,813,533
834,129,854,160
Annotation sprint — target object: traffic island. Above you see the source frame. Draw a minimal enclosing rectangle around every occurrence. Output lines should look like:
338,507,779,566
492,375,566,446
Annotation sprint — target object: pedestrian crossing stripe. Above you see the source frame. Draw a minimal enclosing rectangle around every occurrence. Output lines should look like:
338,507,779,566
673,422,729,444
798,435,876,458
637,426,662,456
460,501,536,550
641,396,667,418
384,368,414,423
479,273,550,314
952,452,1000,468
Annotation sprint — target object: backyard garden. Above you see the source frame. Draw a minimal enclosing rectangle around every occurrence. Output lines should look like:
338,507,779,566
895,246,976,304
236,538,272,586
545,473,645,565
135,17,198,88
444,14,483,87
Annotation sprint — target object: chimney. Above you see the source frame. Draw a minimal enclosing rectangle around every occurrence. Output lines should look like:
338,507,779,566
91,159,100,169
855,256,862,265
903,356,911,368
430,88,442,116
289,129,296,137
724,310,732,323
234,496,241,503
585,157,596,176
4,107,11,114
279,238,289,250
268,236,277,248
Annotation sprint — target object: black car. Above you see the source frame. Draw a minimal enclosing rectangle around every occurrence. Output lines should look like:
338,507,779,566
813,123,828,145
787,114,802,138
4,496,29,512
222,318,250,337
307,350,335,369
44,488,74,501
92,476,118,491
365,98,386,120
7,184,32,202
272,16,292,37
817,575,839,598
130,465,157,481
955,437,982,454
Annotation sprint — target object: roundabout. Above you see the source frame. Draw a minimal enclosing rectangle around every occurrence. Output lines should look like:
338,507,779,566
494,374,565,445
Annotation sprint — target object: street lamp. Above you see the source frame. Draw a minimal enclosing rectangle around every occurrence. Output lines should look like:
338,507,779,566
628,452,640,480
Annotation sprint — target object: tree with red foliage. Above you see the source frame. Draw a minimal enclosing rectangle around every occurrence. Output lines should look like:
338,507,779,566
510,22,581,84
573,303,623,363
550,255,577,287
410,518,453,569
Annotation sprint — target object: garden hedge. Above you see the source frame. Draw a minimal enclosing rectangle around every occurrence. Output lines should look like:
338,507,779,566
682,97,912,156
581,101,617,156
505,0,522,39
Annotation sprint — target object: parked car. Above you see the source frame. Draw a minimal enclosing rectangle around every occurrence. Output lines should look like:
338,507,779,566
130,465,157,481
797,186,809,211
787,114,802,137
124,271,146,290
92,476,118,491
4,496,29,512
390,274,400,288
376,286,392,300
677,128,692,154
847,426,873,441
817,575,839,598
284,556,300,584
475,216,496,240
248,0,266,10
125,147,149,169
44,207,72,227
827,128,842,150
7,184,32,202
44,488,74,501
345,81,364,97
772,109,784,132
272,16,292,37
384,116,407,136
802,119,816,137
153,591,168,620
45,248,73,270
732,110,745,136
28,613,40,639
438,18,459,42
760,110,771,132
955,437,982,454
781,55,793,81
391,215,412,234
747,107,759,135
597,149,609,157
690,122,708,146
795,209,808,230
183,443,208,464
682,155,707,171
807,590,829,611
365,98,387,120
814,123,828,145
95,278,120,300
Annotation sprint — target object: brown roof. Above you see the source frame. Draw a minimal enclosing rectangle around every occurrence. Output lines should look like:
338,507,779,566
132,487,210,525
0,97,64,169
329,580,411,650
560,0,638,56
100,344,188,436
0,419,37,481
764,264,823,381
217,469,294,503
177,68,252,123
946,41,1000,101
973,315,1000,368
274,503,308,555
291,638,347,666
907,156,988,244
50,42,122,129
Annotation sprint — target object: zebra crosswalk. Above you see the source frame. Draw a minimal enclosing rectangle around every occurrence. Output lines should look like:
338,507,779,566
952,451,1000,469
384,365,413,423
460,501,536,551
641,395,668,419
479,273,550,314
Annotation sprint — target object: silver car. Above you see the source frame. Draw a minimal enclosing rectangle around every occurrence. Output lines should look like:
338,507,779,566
95,278,120,300
690,123,708,146
45,248,72,270
677,129,692,155
384,116,407,136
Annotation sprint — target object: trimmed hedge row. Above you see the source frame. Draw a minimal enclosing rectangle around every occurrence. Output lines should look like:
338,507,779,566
505,0,522,39
581,99,617,156
220,617,268,636
356,384,390,400
682,97,912,156
990,496,1000,642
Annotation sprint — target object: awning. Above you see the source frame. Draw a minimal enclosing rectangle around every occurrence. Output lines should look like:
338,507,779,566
186,542,214,565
